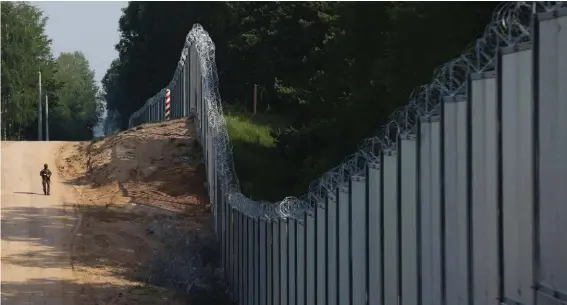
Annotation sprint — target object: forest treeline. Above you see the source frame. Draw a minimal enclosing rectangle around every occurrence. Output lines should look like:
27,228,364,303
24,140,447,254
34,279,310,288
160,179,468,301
1,2,103,141
103,2,500,200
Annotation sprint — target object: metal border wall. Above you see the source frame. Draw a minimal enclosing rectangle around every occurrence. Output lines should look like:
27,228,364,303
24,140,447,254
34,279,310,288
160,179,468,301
536,9,567,305
125,4,567,305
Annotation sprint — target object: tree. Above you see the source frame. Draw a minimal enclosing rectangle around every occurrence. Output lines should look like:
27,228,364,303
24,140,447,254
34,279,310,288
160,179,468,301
221,2,340,117
269,2,501,186
1,1,59,140
101,2,504,198
50,51,103,140
101,58,124,132
104,2,237,128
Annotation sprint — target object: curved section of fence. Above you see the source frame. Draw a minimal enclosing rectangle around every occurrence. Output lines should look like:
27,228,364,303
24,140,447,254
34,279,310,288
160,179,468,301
129,2,562,218
128,2,567,304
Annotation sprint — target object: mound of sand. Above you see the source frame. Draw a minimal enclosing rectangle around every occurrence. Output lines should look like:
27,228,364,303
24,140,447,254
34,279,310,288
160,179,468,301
56,118,215,305
59,117,209,213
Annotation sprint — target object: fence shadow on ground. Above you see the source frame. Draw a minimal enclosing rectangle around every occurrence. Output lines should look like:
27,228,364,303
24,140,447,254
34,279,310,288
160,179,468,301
0,203,232,304
0,278,180,305
0,204,168,304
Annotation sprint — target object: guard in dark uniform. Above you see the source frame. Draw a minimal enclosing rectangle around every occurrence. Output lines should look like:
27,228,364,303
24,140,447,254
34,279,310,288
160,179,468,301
40,163,52,195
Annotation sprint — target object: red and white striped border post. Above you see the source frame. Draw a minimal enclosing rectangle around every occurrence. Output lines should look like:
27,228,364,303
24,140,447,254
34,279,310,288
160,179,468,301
165,89,171,120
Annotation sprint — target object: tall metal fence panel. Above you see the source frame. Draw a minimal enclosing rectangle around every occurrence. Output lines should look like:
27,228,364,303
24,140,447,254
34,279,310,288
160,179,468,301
127,4,567,305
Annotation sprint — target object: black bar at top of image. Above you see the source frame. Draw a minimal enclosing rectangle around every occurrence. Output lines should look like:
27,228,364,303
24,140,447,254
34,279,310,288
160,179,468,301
531,12,541,303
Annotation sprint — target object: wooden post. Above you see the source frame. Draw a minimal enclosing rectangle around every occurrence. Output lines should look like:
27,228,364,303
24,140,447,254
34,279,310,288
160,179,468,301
253,84,258,115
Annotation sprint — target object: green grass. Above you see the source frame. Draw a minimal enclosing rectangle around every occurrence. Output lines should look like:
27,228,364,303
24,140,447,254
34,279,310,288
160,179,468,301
223,104,301,201
224,114,275,148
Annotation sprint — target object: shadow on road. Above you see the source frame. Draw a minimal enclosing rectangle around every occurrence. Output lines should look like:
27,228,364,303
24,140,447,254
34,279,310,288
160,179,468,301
1,205,78,270
12,191,44,195
0,278,179,305
1,278,80,304
0,204,184,304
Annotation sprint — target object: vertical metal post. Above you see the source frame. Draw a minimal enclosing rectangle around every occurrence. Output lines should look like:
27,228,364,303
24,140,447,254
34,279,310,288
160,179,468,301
495,48,505,303
183,64,187,117
165,89,171,120
38,71,42,141
45,94,49,141
466,76,474,305
531,13,541,305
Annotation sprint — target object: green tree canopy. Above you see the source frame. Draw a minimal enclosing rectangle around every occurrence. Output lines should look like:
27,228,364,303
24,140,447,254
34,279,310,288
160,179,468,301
50,51,104,141
1,1,59,140
1,2,102,141
102,2,502,198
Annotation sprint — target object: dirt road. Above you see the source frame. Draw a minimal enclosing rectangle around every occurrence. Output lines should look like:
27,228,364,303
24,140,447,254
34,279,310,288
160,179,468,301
1,121,219,304
1,141,79,304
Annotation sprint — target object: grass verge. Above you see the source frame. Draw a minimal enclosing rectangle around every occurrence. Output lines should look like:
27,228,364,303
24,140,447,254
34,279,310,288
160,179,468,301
223,104,302,201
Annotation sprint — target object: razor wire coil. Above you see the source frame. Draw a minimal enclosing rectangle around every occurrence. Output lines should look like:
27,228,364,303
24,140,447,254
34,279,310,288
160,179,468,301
128,1,566,221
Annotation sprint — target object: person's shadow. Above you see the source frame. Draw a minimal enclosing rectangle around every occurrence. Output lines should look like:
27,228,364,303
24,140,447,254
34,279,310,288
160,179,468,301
13,192,44,195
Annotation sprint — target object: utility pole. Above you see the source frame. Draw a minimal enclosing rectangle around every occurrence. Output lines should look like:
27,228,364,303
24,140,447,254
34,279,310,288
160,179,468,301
45,94,49,141
38,71,42,141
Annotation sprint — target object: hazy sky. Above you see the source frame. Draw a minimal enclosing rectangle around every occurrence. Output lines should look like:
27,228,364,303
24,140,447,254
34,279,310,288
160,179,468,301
33,1,127,86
